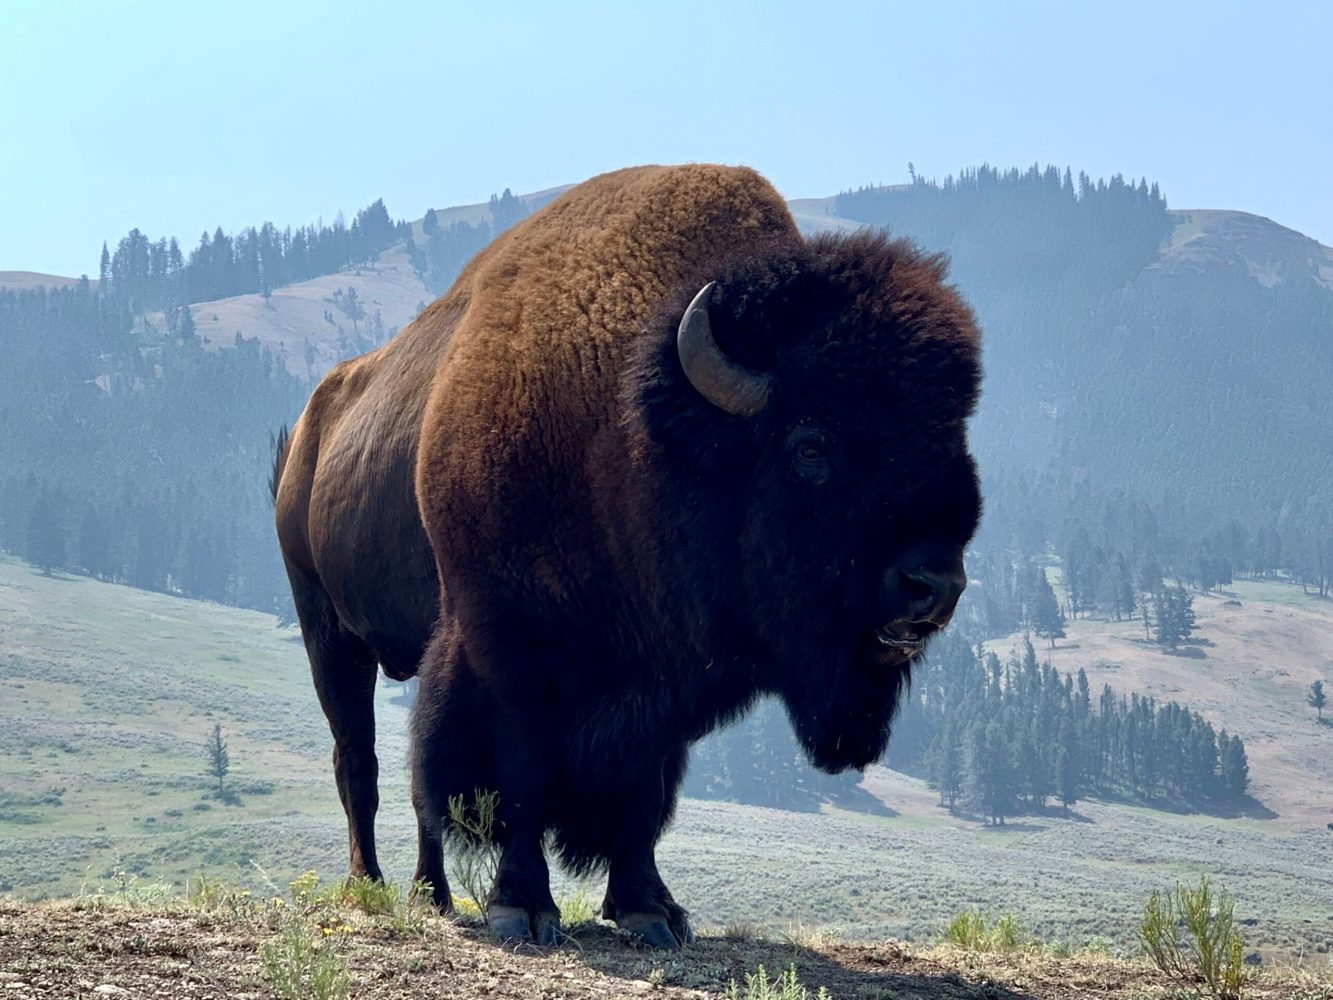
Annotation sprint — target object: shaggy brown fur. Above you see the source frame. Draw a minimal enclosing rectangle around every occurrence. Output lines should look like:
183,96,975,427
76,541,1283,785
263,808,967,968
275,164,982,949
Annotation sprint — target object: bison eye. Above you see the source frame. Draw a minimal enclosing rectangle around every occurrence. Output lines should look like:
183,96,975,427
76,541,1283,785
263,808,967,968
789,433,832,484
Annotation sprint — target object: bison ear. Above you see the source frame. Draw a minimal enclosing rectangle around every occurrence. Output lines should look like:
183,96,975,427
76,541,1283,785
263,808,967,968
676,282,772,417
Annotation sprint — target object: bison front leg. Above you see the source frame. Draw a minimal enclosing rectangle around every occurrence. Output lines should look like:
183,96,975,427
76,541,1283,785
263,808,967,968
487,822,562,945
486,701,563,945
601,745,694,950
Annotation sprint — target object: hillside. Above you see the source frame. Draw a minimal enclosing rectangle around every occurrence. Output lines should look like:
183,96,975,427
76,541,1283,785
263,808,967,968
143,183,1333,526
3,557,1333,963
983,578,1333,828
170,243,430,380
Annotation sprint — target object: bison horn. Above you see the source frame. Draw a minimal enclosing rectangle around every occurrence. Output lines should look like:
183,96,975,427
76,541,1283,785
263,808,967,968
676,282,772,416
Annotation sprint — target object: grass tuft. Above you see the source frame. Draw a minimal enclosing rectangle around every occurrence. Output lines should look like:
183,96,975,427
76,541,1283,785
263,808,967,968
727,963,830,1000
556,884,599,926
939,907,1032,952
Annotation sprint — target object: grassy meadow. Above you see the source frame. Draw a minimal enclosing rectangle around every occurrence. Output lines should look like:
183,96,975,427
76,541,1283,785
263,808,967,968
2,555,1332,968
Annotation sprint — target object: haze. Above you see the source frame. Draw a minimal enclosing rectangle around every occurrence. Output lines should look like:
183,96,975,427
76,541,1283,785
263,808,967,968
3,0,1330,275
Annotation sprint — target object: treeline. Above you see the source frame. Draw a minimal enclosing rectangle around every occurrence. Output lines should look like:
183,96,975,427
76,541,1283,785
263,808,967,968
99,199,407,312
966,473,1333,646
836,164,1169,305
835,163,1333,531
405,188,536,295
0,186,550,615
0,281,303,611
684,629,1248,820
887,633,1249,823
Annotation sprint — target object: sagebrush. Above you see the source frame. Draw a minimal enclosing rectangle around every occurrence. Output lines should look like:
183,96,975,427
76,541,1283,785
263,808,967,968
1137,874,1246,999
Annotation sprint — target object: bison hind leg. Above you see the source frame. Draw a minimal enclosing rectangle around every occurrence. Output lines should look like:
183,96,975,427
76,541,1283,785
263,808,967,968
287,565,384,882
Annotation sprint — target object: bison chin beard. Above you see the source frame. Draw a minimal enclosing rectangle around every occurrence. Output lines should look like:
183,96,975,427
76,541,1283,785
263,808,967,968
777,645,915,774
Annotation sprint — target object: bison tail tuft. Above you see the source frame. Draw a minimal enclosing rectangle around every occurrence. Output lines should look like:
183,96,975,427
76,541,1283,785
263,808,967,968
268,425,290,506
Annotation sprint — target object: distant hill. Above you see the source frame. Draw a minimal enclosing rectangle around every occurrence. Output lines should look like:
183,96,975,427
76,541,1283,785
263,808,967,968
0,271,95,291
5,164,1332,620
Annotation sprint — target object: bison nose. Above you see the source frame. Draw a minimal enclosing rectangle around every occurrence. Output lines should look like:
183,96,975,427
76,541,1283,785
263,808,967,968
892,565,966,626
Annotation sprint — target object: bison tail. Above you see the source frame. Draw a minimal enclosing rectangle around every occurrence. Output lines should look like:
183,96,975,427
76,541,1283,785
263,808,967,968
268,425,291,506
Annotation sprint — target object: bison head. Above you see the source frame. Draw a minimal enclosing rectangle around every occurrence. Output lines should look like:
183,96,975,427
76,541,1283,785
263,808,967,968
633,230,981,774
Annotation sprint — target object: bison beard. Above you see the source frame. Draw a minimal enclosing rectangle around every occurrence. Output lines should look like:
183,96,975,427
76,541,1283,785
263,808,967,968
275,164,981,951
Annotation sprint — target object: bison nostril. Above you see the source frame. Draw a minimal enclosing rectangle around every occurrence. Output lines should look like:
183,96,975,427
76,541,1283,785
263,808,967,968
901,572,936,604
895,567,965,623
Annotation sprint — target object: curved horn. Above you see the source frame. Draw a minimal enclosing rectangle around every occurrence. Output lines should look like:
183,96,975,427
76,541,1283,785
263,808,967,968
676,282,772,417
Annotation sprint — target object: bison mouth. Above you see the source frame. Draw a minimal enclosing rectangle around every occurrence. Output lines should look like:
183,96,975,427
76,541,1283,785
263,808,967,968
862,623,933,666
874,624,925,654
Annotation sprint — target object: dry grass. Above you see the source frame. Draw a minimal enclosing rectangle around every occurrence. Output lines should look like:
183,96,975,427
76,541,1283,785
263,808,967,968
0,896,1329,1000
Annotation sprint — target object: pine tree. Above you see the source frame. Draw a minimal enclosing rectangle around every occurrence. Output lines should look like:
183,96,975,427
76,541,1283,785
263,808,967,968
1057,717,1081,814
1153,585,1198,650
1217,730,1248,800
76,503,109,578
206,722,230,795
1308,679,1327,721
1032,568,1066,647
926,719,964,813
26,486,66,575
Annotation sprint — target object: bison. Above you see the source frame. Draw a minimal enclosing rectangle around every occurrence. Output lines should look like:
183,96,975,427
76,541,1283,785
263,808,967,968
274,164,981,949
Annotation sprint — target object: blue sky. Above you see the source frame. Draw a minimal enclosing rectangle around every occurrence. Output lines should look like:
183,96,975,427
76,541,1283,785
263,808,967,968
2,0,1329,275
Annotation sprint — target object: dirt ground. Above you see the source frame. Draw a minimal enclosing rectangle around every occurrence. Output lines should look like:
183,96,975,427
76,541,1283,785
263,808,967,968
1,901,1328,1000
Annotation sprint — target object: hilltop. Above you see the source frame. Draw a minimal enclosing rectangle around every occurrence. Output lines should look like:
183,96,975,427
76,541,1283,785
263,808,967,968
0,271,94,291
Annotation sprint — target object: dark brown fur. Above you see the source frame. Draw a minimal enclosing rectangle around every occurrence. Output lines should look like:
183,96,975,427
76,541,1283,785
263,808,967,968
275,164,981,945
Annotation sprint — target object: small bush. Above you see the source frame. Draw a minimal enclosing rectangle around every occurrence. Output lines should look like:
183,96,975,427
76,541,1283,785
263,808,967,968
447,789,501,912
940,908,1031,952
1137,874,1246,999
727,964,830,1000
186,873,255,917
76,862,174,910
258,917,349,1000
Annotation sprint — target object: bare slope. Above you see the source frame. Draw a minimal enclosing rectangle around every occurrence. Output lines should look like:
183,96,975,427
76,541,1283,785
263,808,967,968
1159,208,1333,292
178,243,430,380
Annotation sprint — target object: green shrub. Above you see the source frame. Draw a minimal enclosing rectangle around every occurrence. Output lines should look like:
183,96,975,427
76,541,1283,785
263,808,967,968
186,873,256,917
939,907,1031,952
258,916,349,1000
340,875,426,936
1137,874,1246,999
447,789,501,911
727,964,830,1000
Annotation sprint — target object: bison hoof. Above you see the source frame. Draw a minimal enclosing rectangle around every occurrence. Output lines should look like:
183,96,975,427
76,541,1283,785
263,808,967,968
487,904,564,946
618,911,694,950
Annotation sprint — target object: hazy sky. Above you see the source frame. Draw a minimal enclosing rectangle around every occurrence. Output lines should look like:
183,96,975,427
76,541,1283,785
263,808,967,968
3,0,1329,275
